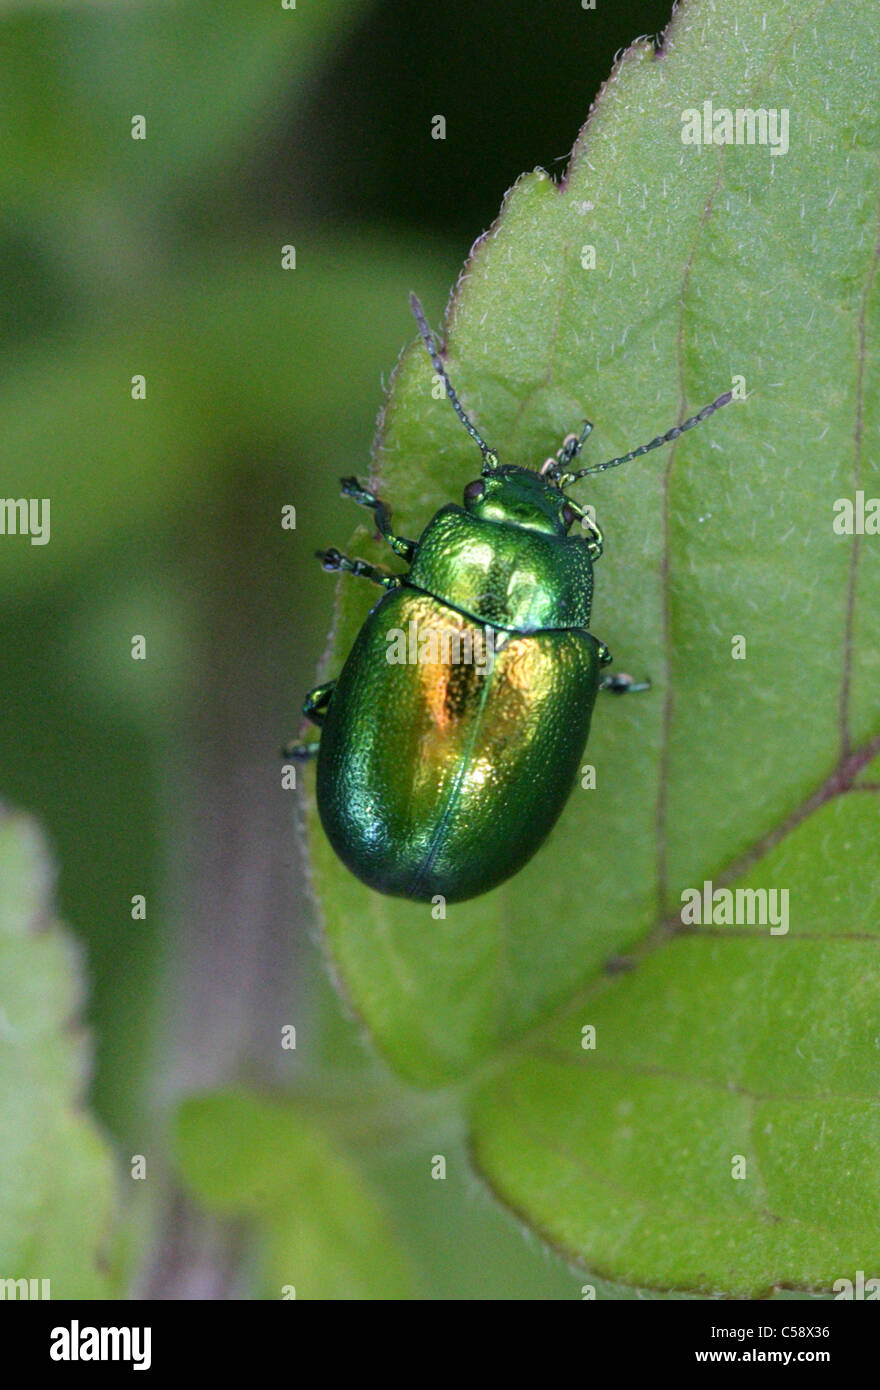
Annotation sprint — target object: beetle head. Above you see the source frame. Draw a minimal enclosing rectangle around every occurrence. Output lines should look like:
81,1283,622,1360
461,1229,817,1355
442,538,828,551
462,465,583,536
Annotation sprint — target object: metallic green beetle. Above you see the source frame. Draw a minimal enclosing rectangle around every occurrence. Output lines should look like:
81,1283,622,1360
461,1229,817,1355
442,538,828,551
287,295,731,903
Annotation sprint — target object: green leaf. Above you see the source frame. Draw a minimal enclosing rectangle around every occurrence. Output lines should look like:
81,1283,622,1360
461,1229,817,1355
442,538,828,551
0,805,121,1297
473,793,880,1296
308,0,880,1294
175,1091,413,1300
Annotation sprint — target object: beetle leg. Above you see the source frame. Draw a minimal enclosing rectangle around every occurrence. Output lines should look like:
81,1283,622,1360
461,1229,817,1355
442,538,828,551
599,672,651,694
340,476,419,562
302,680,336,727
281,739,319,760
281,680,337,758
596,641,613,666
580,513,604,560
316,547,400,589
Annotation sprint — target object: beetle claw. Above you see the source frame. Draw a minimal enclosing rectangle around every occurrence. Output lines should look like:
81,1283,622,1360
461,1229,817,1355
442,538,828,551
317,547,343,571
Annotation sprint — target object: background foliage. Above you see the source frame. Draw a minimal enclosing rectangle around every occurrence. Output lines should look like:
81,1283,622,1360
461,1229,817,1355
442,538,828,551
1,0,876,1299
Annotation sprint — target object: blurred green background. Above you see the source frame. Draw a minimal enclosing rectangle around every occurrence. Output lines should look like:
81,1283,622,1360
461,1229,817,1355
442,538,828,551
1,0,676,1298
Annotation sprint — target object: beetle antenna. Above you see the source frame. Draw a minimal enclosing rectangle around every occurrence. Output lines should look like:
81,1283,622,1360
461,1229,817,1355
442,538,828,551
409,293,499,471
559,390,734,483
